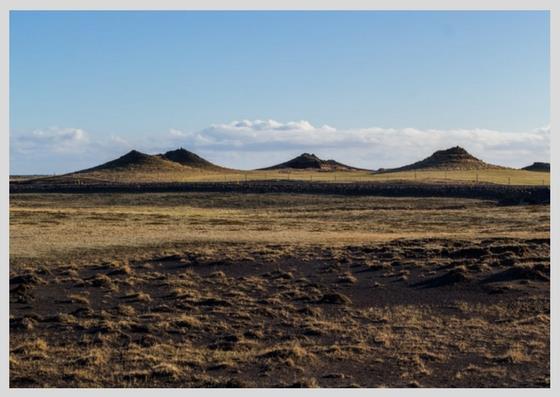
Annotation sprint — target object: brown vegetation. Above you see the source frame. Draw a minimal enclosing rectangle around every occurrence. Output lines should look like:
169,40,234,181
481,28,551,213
9,192,550,387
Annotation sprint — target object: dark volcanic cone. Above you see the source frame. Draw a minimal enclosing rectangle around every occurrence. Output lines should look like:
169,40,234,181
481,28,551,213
76,150,184,173
522,162,550,172
160,148,225,170
381,146,502,172
261,153,365,171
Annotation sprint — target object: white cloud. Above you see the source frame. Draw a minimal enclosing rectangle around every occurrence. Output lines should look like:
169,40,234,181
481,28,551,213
10,121,550,173
187,120,338,151
13,127,90,154
223,119,334,132
166,121,549,169
109,135,131,147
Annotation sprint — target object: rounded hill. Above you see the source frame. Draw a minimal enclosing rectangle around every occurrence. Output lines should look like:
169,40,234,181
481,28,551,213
260,153,365,171
160,148,226,170
522,162,549,172
380,146,502,172
76,150,186,174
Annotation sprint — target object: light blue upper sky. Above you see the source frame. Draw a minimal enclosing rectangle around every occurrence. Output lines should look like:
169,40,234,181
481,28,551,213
10,11,550,173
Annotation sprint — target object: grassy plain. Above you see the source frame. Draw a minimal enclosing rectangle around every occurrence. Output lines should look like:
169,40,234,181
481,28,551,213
25,167,550,186
10,193,549,265
9,192,550,387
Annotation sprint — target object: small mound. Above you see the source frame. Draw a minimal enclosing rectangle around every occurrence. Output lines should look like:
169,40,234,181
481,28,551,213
412,267,471,288
481,265,549,284
160,148,226,170
317,292,352,305
522,162,550,172
382,146,502,172
261,153,363,171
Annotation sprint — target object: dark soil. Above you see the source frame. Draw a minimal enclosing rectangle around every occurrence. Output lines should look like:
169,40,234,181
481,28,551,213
9,180,550,205
10,238,550,387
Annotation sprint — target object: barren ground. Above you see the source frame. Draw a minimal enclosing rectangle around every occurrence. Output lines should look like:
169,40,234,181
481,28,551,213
9,192,550,387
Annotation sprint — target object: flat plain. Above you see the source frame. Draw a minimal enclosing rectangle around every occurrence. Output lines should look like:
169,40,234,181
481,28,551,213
24,167,550,186
9,191,550,387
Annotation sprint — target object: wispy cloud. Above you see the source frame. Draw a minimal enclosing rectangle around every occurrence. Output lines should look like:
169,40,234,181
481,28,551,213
13,127,91,154
10,121,550,174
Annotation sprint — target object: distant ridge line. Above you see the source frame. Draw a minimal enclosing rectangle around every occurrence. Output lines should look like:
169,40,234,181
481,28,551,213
23,146,549,180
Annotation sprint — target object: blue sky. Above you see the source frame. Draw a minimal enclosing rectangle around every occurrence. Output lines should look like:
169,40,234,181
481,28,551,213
10,11,550,173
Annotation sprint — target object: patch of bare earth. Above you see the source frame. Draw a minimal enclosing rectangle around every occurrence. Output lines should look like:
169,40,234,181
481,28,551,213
10,238,549,387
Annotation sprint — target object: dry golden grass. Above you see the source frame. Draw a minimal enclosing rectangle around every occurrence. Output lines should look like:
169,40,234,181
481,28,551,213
10,281,550,387
9,191,549,387
10,193,549,266
34,167,549,186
